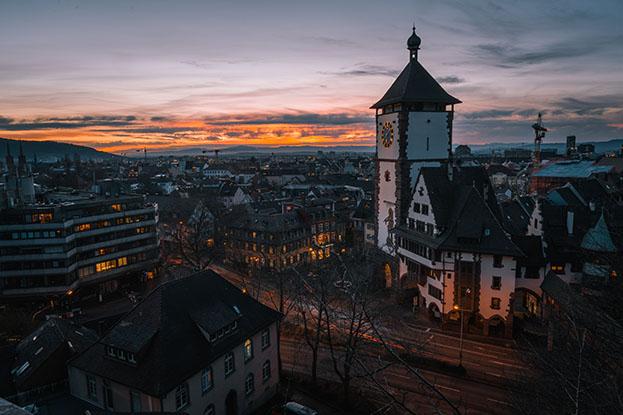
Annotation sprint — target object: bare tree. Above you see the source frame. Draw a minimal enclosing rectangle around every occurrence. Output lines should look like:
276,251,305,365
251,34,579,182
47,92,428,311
513,279,623,415
174,201,217,271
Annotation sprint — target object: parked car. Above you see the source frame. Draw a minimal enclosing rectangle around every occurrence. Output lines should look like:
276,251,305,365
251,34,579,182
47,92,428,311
283,402,318,415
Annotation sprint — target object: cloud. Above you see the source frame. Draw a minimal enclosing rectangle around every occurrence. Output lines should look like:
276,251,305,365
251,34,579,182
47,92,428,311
471,36,623,67
0,115,138,130
204,112,371,126
437,76,465,84
321,64,400,77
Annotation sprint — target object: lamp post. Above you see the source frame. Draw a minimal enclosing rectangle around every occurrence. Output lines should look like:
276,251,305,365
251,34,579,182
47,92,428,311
453,287,471,368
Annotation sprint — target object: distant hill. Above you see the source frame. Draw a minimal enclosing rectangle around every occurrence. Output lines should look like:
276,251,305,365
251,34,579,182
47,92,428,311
143,145,376,157
0,138,117,162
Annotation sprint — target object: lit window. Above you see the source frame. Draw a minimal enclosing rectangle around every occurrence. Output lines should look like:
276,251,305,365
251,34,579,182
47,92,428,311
244,373,254,395
201,367,213,393
224,352,235,376
117,257,128,267
551,264,565,274
111,204,122,212
262,360,271,381
95,260,117,273
174,383,189,410
243,338,253,362
75,223,92,232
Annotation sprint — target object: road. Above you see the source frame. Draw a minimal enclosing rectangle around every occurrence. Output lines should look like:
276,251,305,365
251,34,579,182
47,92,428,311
280,336,517,414
211,263,524,413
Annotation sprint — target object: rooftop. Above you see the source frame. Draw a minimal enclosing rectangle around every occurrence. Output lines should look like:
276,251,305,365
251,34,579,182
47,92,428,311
533,160,613,178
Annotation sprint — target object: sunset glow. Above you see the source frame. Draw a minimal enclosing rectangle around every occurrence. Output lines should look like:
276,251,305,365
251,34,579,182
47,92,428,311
1,0,622,154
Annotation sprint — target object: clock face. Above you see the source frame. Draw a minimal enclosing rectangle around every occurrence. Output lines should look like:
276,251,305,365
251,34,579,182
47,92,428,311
381,122,394,148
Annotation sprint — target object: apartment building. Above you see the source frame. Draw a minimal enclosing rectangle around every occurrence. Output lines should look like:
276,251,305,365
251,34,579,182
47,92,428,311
68,271,281,415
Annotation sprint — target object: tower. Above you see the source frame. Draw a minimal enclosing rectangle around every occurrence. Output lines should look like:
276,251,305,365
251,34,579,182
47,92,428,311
532,113,547,166
372,28,461,252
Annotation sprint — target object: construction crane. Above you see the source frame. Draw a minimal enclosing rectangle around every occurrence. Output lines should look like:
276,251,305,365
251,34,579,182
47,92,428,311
135,147,147,161
202,148,222,160
532,113,547,166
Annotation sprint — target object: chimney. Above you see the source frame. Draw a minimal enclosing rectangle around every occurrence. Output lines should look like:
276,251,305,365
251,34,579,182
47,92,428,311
566,210,574,235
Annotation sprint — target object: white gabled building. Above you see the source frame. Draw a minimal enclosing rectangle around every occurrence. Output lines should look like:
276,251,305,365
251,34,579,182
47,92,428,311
373,29,523,338
395,166,523,337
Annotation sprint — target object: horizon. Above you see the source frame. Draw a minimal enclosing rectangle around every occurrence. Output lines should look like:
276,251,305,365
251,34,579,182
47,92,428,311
1,0,622,154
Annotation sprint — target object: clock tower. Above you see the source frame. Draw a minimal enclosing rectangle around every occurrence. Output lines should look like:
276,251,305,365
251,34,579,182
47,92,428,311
373,28,461,252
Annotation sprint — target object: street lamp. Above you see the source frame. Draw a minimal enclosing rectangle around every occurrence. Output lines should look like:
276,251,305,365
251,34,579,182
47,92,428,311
453,287,471,368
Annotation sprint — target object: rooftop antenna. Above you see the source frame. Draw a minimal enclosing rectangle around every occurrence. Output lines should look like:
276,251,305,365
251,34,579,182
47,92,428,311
532,113,547,166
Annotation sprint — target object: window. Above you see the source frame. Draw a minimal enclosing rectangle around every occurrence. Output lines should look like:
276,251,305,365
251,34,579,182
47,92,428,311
224,352,235,376
492,276,501,290
106,346,115,357
493,255,503,268
117,257,128,267
243,338,254,362
551,264,565,274
95,260,117,273
413,203,421,213
428,285,442,300
130,391,142,412
245,373,255,395
104,381,114,410
86,375,97,401
491,298,501,310
421,204,429,216
111,204,122,212
384,170,391,182
261,328,270,349
201,367,213,393
75,223,92,232
262,360,271,382
175,383,189,410
204,404,215,415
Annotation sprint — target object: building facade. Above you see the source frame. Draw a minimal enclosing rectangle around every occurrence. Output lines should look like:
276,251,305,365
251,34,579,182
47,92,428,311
0,191,159,302
68,271,281,415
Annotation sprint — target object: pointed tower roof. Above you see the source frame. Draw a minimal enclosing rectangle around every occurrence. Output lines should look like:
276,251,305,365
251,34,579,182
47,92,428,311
581,212,616,253
371,28,461,109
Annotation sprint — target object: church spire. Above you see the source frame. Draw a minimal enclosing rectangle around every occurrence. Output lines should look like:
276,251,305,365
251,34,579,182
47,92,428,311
407,26,421,61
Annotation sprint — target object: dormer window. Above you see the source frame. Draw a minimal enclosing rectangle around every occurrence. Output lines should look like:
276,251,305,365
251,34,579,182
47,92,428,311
117,349,126,361
106,346,115,357
128,353,136,364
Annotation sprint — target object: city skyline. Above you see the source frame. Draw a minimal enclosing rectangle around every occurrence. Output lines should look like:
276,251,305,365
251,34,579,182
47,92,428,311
1,0,622,153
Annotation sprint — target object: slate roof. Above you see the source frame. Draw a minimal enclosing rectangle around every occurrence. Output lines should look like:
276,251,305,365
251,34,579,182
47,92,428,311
581,212,617,253
371,60,461,108
501,200,531,236
512,235,546,267
69,271,281,397
398,166,522,256
13,318,98,389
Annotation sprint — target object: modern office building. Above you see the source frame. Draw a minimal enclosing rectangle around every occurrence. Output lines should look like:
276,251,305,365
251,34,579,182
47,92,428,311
1,153,159,302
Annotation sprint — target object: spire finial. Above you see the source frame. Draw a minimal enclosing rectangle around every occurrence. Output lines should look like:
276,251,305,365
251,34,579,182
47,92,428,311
407,26,421,61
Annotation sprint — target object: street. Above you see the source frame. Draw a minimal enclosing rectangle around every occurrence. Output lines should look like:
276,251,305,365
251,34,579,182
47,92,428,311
209,263,525,414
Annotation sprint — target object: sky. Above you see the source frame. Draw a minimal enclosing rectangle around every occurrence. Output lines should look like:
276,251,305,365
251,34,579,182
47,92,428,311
1,0,622,153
